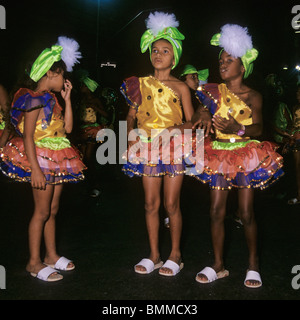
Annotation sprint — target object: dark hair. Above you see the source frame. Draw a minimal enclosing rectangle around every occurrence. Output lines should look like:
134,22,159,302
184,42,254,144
10,60,67,100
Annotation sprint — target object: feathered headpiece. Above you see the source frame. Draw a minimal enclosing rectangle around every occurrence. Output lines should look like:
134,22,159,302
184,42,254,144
30,36,82,82
210,24,258,78
140,12,185,69
56,36,82,72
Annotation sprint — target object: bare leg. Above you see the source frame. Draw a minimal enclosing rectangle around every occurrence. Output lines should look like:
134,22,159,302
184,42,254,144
26,185,54,275
135,176,162,272
238,188,260,287
159,174,184,275
196,189,229,281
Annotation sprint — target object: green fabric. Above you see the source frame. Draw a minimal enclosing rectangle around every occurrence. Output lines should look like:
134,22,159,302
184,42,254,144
35,137,71,150
83,77,99,92
140,27,185,69
210,33,258,79
180,65,209,81
0,121,5,130
273,102,293,143
212,140,259,150
30,46,63,82
81,122,100,129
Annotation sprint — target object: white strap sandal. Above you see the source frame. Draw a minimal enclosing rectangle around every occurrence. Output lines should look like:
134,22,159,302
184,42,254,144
134,258,163,274
30,266,63,282
45,256,75,271
196,266,229,283
244,270,262,288
159,259,184,277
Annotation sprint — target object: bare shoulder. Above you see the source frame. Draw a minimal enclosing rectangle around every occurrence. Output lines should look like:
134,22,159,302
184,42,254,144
168,77,189,98
241,85,262,108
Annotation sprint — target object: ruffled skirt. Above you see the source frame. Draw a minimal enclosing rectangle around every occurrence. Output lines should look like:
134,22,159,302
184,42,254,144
122,131,203,178
0,136,86,184
193,138,284,190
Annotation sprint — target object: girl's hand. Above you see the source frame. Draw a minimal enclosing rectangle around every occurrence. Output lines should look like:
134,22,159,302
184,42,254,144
212,112,240,134
31,167,46,190
192,111,213,137
61,80,73,101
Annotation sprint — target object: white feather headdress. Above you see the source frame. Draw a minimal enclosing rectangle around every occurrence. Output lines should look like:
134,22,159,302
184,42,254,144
219,24,253,58
145,12,179,36
56,36,82,71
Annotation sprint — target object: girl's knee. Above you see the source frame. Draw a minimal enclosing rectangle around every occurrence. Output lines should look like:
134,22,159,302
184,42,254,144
164,201,179,216
34,209,51,222
144,200,160,215
239,209,255,225
50,203,60,217
210,206,226,222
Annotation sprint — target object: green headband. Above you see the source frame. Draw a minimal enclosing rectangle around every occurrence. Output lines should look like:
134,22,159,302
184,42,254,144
77,69,99,92
180,65,209,81
82,77,99,92
30,45,63,82
211,33,258,79
140,27,185,69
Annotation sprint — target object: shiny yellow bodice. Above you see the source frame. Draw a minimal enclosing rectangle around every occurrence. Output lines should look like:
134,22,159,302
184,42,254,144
18,107,66,142
136,76,183,137
215,83,252,139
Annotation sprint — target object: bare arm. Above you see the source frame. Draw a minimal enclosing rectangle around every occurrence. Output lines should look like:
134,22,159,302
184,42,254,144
61,80,73,133
23,108,46,190
213,90,263,137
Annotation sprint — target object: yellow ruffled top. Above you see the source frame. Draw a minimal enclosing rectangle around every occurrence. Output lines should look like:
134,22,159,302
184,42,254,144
136,76,183,138
215,83,252,140
18,105,66,142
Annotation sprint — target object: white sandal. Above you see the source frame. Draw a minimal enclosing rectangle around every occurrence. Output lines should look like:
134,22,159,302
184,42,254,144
134,258,163,274
30,266,63,282
196,266,229,283
159,260,184,277
244,270,262,288
44,256,75,271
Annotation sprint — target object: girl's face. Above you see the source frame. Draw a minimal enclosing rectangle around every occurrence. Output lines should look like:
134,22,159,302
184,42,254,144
185,73,199,90
151,39,175,70
48,70,65,92
219,50,245,81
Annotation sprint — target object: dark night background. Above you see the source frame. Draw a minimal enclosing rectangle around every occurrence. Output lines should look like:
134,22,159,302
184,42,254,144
1,0,299,95
0,1,300,302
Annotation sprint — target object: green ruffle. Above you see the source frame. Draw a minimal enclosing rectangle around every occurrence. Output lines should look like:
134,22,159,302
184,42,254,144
212,140,260,150
35,137,71,150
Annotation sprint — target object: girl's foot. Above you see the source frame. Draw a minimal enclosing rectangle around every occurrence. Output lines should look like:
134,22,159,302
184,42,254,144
135,256,162,274
26,262,62,281
196,263,225,282
159,253,182,276
44,256,75,271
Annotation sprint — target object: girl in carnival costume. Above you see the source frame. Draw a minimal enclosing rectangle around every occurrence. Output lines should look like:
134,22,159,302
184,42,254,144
0,36,86,282
76,70,108,197
120,12,211,276
193,24,284,287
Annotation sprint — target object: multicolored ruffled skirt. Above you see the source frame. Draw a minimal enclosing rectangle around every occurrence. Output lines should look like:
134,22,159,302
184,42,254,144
0,136,86,184
193,138,284,190
122,131,202,178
